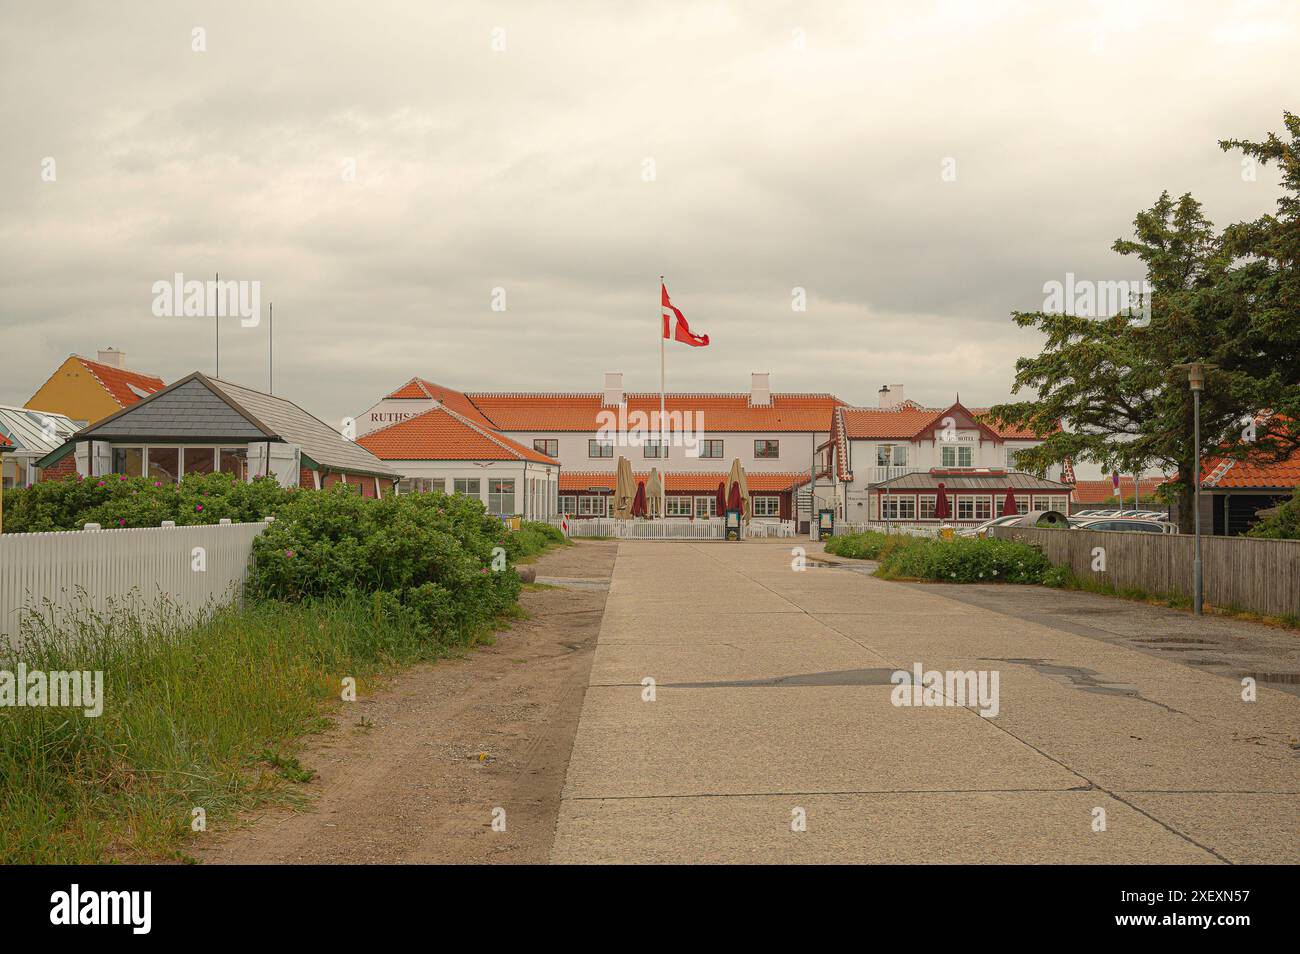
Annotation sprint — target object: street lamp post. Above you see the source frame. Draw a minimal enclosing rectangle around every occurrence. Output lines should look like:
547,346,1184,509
1173,361,1214,615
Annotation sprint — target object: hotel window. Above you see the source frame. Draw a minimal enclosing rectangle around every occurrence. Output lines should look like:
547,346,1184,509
754,440,779,459
113,447,145,478
877,444,908,467
588,439,613,458
533,439,559,457
559,495,577,515
752,496,780,517
956,496,975,520
1006,447,1022,470
643,440,667,458
1031,495,1068,512
665,496,693,517
881,495,915,520
974,496,993,520
578,495,606,516
146,447,180,483
700,439,724,459
487,478,515,515
941,445,973,468
453,478,479,496
695,496,717,518
219,447,247,480
918,495,937,520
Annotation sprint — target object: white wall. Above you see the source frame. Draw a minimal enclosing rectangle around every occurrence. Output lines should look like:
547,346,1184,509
503,429,826,474
390,459,559,519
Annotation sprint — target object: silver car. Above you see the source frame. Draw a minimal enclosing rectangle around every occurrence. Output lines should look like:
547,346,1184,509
1073,517,1177,534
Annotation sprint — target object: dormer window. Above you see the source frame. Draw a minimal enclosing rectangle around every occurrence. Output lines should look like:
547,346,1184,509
941,445,973,467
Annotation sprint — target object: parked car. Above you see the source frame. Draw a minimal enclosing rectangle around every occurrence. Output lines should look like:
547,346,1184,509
956,514,1024,538
1072,517,1177,534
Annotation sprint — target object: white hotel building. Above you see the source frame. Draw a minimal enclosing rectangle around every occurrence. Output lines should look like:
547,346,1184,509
354,377,1074,527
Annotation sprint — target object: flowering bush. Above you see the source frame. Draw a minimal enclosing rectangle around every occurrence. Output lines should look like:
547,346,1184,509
1,472,292,532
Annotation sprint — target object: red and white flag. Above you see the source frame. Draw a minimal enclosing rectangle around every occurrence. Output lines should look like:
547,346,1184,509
662,282,709,347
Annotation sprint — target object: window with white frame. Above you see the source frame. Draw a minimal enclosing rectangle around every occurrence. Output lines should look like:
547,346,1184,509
876,444,908,467
559,495,577,515
754,440,780,459
942,445,973,467
918,495,937,519
665,496,693,517
752,496,780,517
974,496,993,520
488,478,515,515
1030,494,1067,512
881,495,916,520
694,496,717,518
452,477,478,496
578,495,606,516
956,496,975,520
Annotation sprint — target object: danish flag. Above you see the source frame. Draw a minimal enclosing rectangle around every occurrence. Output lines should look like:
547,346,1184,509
662,282,709,347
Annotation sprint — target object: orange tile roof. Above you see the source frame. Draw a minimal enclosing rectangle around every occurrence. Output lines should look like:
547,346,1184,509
1071,477,1168,504
465,392,842,432
358,404,558,464
1200,447,1300,489
74,356,165,408
382,378,499,428
560,470,807,493
837,402,1055,441
0,432,12,448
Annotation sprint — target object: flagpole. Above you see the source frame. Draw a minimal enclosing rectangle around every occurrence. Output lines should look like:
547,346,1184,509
659,275,666,517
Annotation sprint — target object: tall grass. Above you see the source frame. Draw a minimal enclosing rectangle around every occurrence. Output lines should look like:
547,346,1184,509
0,594,483,864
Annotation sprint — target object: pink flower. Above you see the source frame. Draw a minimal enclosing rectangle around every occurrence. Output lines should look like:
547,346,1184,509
118,518,126,526
118,475,126,481
195,504,204,512
154,481,162,488
285,549,295,558
96,480,105,487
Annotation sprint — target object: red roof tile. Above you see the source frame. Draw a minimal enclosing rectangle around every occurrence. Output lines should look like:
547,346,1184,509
358,404,558,464
1071,477,1168,504
74,356,165,408
466,392,842,432
1200,447,1300,489
560,470,807,493
838,402,1055,441
382,378,499,429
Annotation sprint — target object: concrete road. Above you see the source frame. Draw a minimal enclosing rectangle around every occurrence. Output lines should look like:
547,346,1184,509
550,540,1300,864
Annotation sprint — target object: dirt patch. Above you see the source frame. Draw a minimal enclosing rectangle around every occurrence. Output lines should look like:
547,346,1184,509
192,540,617,865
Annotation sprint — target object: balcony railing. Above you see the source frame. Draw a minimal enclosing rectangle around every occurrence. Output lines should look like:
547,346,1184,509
869,465,925,483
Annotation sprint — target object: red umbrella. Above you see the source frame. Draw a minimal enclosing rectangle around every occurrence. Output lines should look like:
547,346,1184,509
727,481,742,513
933,482,950,520
715,481,727,516
1001,488,1018,517
631,481,647,517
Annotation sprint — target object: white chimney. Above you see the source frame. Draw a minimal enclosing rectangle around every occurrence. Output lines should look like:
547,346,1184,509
750,372,771,406
879,384,905,409
97,347,126,369
603,371,624,407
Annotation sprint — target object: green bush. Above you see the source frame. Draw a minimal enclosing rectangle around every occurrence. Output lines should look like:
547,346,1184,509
875,536,1051,584
2,472,294,532
823,530,892,560
1246,486,1300,540
246,488,526,643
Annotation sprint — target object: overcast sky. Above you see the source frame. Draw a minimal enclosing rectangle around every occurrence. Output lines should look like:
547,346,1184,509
1,0,1294,435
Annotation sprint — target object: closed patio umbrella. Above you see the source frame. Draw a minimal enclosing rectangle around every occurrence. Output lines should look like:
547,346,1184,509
613,456,635,520
727,481,742,513
1001,488,1018,517
632,481,648,517
727,458,750,523
646,468,665,519
934,482,950,520
715,481,727,518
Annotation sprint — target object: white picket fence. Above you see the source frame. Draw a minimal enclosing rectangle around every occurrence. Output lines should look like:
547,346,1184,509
0,521,269,648
554,518,796,540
